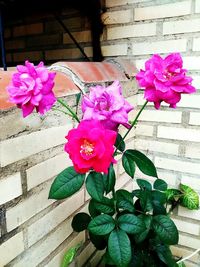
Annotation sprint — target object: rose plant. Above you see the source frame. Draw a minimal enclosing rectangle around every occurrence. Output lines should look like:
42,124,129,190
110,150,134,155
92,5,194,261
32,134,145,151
7,53,199,267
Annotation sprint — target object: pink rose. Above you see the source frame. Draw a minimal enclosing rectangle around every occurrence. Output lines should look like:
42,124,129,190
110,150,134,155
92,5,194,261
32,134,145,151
136,53,196,109
65,120,117,174
81,81,133,131
7,60,56,117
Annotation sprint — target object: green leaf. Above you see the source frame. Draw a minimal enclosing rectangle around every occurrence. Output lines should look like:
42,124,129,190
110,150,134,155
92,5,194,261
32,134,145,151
180,184,199,210
152,215,179,245
61,243,82,267
71,212,91,232
122,152,136,178
154,244,177,267
137,179,152,190
92,197,115,215
103,164,116,194
152,191,167,215
86,172,104,201
103,251,116,265
139,190,153,212
178,262,186,267
124,149,158,178
154,179,168,191
88,199,101,218
165,189,182,203
115,133,126,152
118,214,145,234
116,189,135,213
49,167,85,199
134,215,152,243
88,214,115,235
108,229,131,267
89,233,107,250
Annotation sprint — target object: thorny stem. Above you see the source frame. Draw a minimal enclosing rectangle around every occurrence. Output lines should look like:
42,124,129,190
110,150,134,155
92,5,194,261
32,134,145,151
57,98,80,123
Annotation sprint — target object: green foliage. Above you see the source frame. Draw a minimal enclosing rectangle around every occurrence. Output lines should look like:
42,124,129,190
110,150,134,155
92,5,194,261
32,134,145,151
103,164,116,194
154,179,168,191
108,229,132,267
71,212,91,232
61,243,82,267
88,214,115,235
115,133,126,152
86,172,104,201
179,184,199,210
49,167,85,199
118,214,146,234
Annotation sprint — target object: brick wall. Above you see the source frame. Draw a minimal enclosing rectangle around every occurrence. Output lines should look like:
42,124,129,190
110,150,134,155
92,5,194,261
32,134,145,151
102,1,200,266
0,60,137,266
4,8,93,65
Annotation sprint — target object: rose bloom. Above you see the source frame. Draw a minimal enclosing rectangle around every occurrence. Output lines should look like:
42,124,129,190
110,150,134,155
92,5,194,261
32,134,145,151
7,60,56,117
81,81,133,131
65,120,117,174
136,53,196,109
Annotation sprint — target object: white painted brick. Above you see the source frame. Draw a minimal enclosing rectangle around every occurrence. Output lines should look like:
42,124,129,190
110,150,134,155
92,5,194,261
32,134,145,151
27,153,71,190
135,1,191,21
157,126,200,142
135,124,154,137
135,58,148,71
0,123,72,167
157,170,177,186
179,234,200,249
102,10,132,25
116,173,132,189
76,242,96,266
27,190,84,246
193,37,200,51
185,145,200,160
105,0,148,7
163,18,200,35
12,218,73,267
191,75,200,89
45,232,85,267
172,218,200,235
0,232,24,266
89,250,105,267
171,246,199,262
155,157,200,175
178,94,200,108
135,139,179,155
139,110,182,123
107,23,156,40
182,56,200,70
132,39,187,55
195,0,200,13
178,206,200,221
181,176,200,191
0,173,22,205
189,112,200,125
102,44,128,56
6,180,54,231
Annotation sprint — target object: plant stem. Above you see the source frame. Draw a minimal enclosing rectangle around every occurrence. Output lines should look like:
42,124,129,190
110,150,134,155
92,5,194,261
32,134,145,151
177,248,200,264
57,98,80,123
52,107,73,117
115,100,148,154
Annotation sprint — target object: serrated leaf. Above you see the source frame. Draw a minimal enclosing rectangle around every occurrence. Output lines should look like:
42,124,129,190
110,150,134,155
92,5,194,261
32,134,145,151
154,179,168,191
103,164,116,194
88,214,115,235
71,212,91,232
122,152,136,178
180,184,199,210
86,172,104,201
116,189,135,213
152,215,179,245
124,150,158,178
137,179,152,190
118,214,145,234
108,229,131,267
49,166,85,199
115,133,126,152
